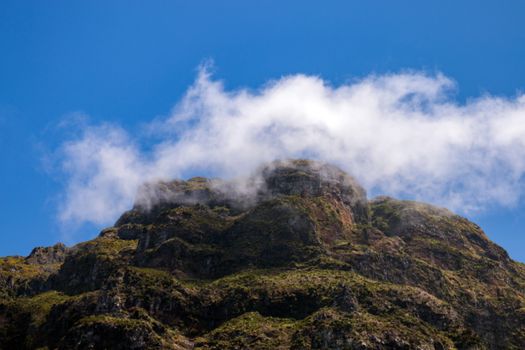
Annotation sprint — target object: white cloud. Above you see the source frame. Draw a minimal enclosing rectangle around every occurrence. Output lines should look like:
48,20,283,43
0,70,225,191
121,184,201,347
56,66,525,226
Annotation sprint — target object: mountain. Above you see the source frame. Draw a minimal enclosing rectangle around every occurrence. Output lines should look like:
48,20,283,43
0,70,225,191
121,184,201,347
1,159,524,349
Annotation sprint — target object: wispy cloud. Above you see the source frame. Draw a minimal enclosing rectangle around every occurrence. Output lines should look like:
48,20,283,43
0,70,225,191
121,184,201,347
55,65,525,227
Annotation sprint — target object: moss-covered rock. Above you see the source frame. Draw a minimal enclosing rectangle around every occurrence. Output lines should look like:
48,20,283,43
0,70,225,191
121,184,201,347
57,312,192,350
195,312,296,349
52,236,137,294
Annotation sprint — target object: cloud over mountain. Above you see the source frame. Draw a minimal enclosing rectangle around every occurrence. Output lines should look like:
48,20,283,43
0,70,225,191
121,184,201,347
56,66,525,226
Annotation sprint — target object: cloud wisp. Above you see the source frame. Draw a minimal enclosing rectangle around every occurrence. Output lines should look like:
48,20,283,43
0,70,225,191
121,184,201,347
56,67,525,227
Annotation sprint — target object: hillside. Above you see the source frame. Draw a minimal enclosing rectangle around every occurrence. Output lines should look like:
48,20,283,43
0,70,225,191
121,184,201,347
1,160,524,349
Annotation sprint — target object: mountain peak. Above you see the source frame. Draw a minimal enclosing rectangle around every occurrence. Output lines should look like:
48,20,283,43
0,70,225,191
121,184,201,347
127,159,369,224
261,159,369,221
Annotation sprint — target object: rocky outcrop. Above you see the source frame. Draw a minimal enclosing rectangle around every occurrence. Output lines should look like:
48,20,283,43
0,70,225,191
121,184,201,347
25,243,68,266
0,160,524,349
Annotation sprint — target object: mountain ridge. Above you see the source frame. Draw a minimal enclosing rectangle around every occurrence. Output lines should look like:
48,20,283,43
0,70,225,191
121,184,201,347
1,159,524,349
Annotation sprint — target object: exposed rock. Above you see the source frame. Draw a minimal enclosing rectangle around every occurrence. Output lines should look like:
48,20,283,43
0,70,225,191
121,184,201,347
260,160,369,224
25,243,68,265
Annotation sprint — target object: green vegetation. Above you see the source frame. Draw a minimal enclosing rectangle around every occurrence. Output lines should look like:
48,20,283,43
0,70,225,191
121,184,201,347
14,291,72,325
195,312,297,349
73,236,138,257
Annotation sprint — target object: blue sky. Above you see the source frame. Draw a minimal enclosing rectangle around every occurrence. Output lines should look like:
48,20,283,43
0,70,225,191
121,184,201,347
1,1,525,261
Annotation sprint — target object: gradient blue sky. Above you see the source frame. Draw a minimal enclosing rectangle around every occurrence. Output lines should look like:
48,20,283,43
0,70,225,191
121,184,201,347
1,1,525,261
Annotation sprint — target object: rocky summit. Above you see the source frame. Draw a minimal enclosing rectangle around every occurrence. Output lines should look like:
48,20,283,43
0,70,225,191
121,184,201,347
1,160,524,349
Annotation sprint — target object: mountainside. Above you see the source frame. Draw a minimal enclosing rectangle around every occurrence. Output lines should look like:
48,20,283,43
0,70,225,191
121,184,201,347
1,159,524,349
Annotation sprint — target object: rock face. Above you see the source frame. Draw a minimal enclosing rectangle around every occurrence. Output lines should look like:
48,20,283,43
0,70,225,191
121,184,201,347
1,159,524,349
25,243,68,266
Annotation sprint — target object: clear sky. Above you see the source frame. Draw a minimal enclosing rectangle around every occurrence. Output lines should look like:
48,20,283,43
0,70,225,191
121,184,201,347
1,1,525,261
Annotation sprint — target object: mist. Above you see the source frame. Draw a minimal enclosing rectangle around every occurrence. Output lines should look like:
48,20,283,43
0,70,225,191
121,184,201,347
56,66,525,227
